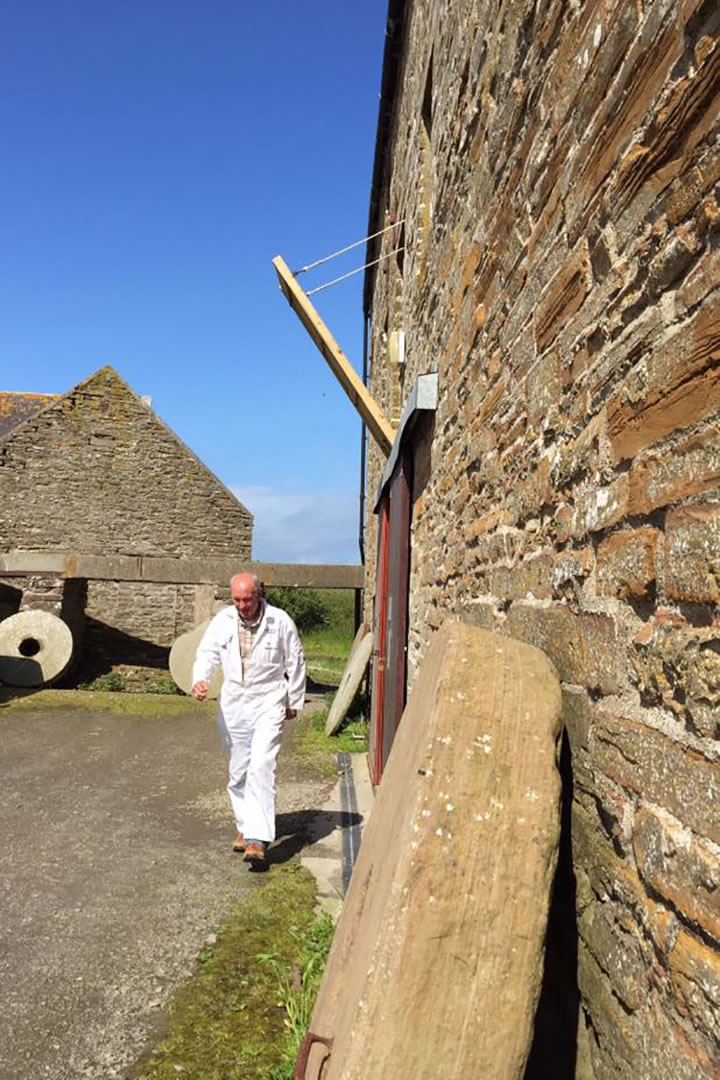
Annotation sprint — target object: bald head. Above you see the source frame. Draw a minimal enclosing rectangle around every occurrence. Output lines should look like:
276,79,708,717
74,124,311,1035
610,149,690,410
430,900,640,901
230,573,262,621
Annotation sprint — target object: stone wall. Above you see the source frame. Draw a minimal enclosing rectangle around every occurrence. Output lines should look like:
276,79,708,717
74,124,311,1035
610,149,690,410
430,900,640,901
0,367,253,558
0,367,253,679
364,1,719,1076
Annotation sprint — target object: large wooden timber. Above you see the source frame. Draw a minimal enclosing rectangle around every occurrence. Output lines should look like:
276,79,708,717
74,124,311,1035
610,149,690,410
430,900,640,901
299,621,563,1080
273,255,395,457
0,551,363,589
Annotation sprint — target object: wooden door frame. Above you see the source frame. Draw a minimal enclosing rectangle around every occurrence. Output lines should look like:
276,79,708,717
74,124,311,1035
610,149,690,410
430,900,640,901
368,374,438,784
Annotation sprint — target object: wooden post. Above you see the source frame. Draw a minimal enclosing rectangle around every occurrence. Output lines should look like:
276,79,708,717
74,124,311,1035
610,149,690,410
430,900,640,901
273,255,395,457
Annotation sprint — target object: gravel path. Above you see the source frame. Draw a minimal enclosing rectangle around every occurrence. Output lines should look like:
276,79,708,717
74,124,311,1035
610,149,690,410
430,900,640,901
0,696,336,1080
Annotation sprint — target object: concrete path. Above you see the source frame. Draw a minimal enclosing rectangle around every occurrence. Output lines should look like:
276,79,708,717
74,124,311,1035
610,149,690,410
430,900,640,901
0,695,371,1080
301,754,375,920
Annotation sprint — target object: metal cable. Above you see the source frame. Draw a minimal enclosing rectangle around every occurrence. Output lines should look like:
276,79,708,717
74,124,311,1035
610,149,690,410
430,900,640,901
294,219,405,276
306,246,405,296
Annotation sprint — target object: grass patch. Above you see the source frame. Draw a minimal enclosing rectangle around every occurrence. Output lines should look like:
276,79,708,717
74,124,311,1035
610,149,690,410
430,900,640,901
0,688,202,717
258,911,335,1079
292,701,369,759
76,673,182,695
300,589,357,687
133,863,333,1080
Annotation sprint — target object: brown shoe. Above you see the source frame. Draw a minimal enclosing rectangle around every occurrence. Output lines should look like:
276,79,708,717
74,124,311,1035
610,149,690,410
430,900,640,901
232,832,246,853
243,841,267,865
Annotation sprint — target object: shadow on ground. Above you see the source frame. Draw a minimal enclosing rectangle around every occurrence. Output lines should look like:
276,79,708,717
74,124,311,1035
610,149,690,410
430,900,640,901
265,809,362,869
70,618,171,683
306,673,340,695
0,684,42,707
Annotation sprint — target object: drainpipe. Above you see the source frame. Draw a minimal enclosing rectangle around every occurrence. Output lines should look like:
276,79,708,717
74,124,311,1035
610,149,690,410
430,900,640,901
356,315,370,633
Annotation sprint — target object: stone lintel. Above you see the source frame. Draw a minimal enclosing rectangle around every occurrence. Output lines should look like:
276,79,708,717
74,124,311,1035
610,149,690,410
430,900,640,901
0,551,364,589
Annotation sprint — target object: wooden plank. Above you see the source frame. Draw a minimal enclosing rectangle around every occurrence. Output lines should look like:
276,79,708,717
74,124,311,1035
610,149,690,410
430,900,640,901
273,255,395,457
0,551,364,589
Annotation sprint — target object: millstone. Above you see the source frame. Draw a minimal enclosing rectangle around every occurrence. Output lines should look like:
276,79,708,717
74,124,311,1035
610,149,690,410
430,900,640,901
0,610,74,687
170,619,223,699
303,621,564,1080
325,626,372,735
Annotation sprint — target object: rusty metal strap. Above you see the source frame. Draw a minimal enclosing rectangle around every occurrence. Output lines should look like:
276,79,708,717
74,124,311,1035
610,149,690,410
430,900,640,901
294,1031,333,1079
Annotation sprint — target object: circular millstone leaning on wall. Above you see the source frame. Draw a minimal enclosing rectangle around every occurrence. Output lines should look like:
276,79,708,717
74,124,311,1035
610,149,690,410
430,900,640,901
0,610,74,688
325,626,373,736
170,619,223,700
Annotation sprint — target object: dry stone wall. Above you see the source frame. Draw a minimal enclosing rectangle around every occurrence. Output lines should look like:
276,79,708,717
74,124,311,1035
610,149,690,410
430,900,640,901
365,1,719,1076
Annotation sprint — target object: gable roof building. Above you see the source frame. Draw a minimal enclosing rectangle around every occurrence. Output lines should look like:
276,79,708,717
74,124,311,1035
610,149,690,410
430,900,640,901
0,392,61,440
0,366,253,682
0,366,252,559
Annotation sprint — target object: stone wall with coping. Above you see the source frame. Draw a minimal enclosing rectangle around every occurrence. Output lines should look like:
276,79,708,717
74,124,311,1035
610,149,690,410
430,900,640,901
364,1,719,1075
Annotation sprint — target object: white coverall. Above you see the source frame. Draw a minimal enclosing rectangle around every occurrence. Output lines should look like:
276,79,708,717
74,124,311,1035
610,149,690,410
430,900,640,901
192,602,306,843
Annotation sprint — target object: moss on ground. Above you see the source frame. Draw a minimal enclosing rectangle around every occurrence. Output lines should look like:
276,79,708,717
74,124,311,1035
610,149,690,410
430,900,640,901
0,688,202,717
132,862,329,1080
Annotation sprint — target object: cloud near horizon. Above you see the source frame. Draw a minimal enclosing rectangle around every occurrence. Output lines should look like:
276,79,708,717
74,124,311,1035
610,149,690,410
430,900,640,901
232,485,361,565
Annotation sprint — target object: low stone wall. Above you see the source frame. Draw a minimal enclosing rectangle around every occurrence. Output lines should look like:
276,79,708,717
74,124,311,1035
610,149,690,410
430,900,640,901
0,576,223,687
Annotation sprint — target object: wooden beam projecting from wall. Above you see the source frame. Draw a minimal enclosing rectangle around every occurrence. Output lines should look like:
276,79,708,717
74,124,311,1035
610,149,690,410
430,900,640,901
273,255,394,457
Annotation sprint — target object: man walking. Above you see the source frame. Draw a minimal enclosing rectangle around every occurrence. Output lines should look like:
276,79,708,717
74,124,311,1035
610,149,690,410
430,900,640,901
191,572,306,867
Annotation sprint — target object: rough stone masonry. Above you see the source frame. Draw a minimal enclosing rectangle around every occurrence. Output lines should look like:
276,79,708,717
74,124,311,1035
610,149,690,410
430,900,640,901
363,1,719,1077
0,367,253,680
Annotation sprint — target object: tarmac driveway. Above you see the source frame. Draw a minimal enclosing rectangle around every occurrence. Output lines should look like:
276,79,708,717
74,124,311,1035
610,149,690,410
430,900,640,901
0,697,335,1080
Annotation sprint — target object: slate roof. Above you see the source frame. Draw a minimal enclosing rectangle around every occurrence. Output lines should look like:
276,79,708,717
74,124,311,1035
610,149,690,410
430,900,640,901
0,392,61,440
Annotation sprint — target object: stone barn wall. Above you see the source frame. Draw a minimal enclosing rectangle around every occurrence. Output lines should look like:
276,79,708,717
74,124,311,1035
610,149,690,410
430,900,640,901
364,1,719,1076
0,367,253,681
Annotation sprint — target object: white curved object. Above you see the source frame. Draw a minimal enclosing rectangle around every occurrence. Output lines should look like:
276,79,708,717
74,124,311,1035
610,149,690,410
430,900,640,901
170,619,223,699
0,610,74,687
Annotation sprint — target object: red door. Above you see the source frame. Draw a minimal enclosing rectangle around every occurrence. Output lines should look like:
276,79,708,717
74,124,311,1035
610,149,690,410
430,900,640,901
369,448,412,784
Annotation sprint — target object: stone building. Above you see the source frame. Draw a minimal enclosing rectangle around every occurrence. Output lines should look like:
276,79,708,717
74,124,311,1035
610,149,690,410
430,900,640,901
362,1,719,1076
0,366,253,682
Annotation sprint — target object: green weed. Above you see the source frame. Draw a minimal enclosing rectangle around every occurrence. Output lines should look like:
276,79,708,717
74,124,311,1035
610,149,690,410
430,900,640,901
299,589,357,688
293,702,369,759
77,672,126,692
143,678,183,695
76,673,182,695
259,913,335,1080
132,864,333,1080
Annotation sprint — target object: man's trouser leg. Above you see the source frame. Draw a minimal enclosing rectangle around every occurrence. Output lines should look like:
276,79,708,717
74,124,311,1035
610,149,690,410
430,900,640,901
243,706,285,844
218,711,253,834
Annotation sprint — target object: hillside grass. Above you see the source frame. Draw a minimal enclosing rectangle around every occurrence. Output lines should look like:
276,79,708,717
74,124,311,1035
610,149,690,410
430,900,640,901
300,589,357,687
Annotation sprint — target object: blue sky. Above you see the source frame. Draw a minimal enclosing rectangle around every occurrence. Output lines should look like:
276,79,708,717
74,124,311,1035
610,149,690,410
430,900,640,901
0,1,389,564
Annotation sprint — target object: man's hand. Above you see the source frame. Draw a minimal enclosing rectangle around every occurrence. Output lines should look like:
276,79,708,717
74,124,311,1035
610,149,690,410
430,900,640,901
285,707,297,720
191,681,209,702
